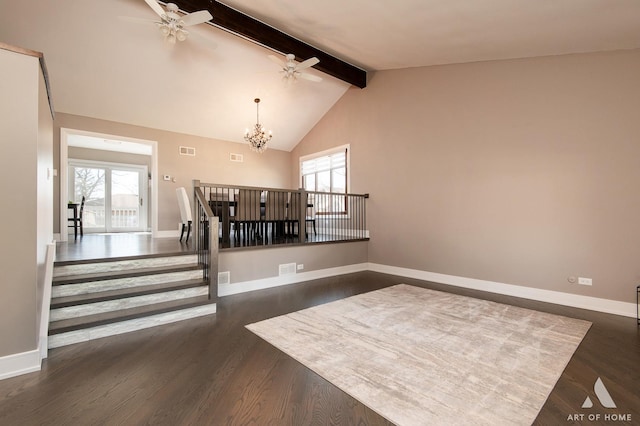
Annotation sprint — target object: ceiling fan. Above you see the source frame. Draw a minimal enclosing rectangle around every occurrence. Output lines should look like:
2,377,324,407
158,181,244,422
268,53,323,83
141,0,213,44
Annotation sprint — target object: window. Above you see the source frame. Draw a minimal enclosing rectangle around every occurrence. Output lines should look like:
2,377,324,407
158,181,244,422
300,145,349,214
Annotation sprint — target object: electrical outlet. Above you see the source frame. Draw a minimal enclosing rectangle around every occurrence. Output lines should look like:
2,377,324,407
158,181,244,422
163,175,171,181
578,277,592,286
297,264,304,270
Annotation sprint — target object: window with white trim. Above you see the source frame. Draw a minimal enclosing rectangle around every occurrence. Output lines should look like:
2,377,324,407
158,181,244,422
300,145,349,214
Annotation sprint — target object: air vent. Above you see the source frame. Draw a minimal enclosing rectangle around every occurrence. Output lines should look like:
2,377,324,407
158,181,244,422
230,153,244,163
179,146,196,156
218,271,230,285
279,263,297,276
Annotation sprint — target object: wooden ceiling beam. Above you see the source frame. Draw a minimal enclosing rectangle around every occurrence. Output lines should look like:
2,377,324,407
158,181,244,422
172,0,367,88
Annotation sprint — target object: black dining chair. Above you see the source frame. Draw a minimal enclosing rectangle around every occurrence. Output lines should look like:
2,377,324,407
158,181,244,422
68,196,85,240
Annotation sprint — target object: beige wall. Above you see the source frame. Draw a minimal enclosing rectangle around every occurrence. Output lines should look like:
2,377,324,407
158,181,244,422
54,113,292,232
0,48,53,358
220,242,368,284
69,147,151,168
292,49,640,304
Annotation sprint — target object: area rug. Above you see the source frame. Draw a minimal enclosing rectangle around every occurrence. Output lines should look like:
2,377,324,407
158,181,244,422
246,284,591,425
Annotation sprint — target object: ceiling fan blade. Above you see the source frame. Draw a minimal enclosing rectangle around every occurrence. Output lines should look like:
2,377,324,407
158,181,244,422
181,10,213,26
144,0,166,18
296,57,319,71
298,72,323,82
119,15,160,25
268,54,286,68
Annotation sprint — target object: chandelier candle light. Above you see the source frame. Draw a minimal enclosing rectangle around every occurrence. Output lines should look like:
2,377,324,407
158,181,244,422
244,98,272,153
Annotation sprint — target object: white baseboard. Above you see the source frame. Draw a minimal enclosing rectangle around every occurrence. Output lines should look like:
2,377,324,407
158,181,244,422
368,263,636,318
153,230,180,239
219,263,369,297
40,337,48,359
0,349,41,381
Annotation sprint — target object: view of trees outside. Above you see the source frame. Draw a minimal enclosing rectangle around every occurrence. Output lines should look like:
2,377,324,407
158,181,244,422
73,167,105,227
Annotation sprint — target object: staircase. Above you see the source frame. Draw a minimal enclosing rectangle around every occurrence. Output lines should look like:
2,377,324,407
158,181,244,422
48,252,216,349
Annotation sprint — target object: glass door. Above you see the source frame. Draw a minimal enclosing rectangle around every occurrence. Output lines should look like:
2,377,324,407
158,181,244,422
110,168,143,231
69,160,148,233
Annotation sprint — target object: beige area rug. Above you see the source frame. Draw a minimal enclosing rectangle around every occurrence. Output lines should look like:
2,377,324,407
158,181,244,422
246,284,592,426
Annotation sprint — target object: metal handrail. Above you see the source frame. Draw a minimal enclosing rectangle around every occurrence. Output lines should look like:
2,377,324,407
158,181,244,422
194,185,218,300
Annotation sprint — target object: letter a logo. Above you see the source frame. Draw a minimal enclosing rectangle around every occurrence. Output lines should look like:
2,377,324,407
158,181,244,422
582,377,616,409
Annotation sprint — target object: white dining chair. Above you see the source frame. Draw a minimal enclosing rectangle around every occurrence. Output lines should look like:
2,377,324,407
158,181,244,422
176,187,192,242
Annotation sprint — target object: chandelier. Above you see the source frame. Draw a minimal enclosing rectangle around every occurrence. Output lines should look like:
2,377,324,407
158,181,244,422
244,98,272,153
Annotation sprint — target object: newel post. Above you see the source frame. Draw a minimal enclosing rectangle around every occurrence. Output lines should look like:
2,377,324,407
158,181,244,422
192,179,201,245
299,187,307,243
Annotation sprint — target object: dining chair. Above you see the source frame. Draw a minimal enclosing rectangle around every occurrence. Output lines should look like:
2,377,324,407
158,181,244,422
209,190,231,241
209,191,227,221
68,196,85,241
264,190,287,241
286,191,303,240
305,193,317,237
233,189,261,242
176,187,192,243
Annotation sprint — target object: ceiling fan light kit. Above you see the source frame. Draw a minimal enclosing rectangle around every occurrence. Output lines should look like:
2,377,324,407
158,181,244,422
141,0,212,44
268,53,322,83
244,98,272,154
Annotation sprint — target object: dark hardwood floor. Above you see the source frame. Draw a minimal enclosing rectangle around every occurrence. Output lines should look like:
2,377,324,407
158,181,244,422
55,232,365,262
55,233,194,263
1,271,638,425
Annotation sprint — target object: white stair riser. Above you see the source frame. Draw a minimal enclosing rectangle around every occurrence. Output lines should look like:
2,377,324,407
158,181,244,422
48,304,217,349
53,255,199,277
52,270,203,298
50,287,209,322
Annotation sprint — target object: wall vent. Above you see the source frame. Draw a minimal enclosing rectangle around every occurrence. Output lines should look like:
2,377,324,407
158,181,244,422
218,271,230,285
179,146,196,156
230,153,244,163
279,263,297,276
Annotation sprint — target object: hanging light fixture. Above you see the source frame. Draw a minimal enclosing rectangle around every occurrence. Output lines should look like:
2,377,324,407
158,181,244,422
244,98,272,153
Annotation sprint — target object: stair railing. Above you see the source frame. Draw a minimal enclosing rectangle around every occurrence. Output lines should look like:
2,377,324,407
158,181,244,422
196,182,369,249
193,182,218,300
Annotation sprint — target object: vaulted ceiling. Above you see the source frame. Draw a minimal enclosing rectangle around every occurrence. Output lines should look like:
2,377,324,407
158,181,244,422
2,0,640,151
